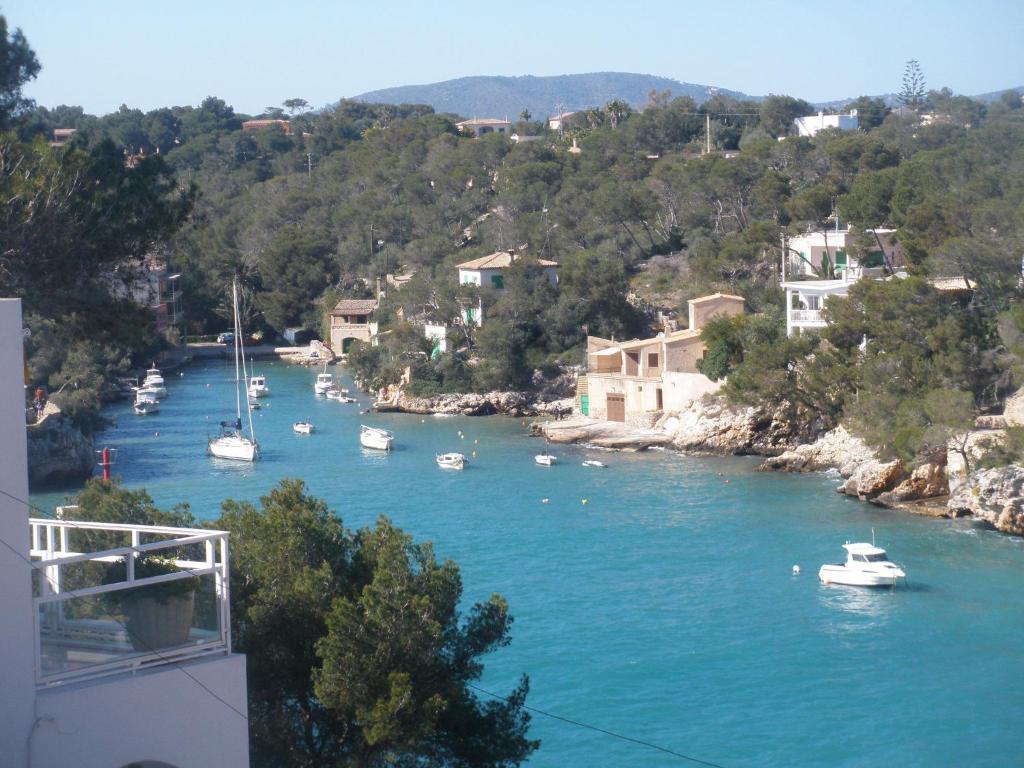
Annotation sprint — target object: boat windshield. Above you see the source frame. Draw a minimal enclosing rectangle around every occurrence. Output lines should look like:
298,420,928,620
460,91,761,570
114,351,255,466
864,552,889,562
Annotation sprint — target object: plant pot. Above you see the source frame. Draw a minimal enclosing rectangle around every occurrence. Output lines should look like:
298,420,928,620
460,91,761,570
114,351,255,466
124,592,195,652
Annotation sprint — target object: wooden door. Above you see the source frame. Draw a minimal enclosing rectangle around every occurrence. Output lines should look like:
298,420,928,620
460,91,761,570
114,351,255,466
606,393,625,422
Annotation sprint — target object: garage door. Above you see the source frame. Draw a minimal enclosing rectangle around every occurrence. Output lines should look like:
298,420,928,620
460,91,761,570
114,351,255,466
606,393,625,422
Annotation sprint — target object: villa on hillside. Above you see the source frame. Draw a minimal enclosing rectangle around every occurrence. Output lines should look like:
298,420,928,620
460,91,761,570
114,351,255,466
785,227,903,280
329,298,379,353
456,250,559,326
455,118,511,137
793,110,859,137
581,293,745,425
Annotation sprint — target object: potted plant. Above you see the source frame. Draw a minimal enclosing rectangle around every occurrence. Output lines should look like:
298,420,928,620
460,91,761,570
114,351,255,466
104,554,200,652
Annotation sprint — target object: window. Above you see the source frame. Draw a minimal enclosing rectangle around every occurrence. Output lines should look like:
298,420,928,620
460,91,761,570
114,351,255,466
491,274,504,289
648,353,659,369
805,295,820,311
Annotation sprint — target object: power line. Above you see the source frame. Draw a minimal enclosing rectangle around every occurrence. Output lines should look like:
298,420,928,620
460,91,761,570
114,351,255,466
468,683,727,767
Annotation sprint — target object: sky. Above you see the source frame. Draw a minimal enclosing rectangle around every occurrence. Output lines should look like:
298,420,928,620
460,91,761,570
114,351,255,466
6,0,1023,115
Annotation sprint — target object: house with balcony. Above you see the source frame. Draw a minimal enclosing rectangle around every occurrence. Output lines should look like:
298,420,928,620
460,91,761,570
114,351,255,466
582,293,744,425
329,298,379,353
456,250,559,326
785,227,902,281
106,258,185,335
0,298,249,768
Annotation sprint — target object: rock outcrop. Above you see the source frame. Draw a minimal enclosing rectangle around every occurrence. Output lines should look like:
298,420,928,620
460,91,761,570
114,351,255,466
538,416,673,450
759,426,876,475
26,404,94,486
390,390,573,418
947,466,1024,535
666,396,800,456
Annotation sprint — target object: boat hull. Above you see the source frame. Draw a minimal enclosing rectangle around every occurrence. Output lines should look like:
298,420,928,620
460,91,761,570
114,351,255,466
133,402,159,415
818,564,903,587
437,453,466,469
535,455,556,466
208,435,259,461
360,426,393,451
293,423,314,434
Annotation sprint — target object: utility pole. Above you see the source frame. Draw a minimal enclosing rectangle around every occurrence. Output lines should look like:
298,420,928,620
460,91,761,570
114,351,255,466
306,153,312,178
780,232,787,282
706,113,712,154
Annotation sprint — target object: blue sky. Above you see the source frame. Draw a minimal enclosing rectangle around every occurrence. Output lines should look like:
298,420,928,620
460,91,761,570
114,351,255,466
6,0,1023,115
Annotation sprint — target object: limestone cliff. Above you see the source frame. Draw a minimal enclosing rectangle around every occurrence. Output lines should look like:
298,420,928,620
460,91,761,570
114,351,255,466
26,404,95,486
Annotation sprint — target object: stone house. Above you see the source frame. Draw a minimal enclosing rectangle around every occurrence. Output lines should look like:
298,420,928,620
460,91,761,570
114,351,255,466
329,299,378,353
456,251,559,326
582,293,745,425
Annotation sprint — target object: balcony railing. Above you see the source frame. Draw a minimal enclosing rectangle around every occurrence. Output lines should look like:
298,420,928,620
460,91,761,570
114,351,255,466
790,309,825,324
29,518,231,688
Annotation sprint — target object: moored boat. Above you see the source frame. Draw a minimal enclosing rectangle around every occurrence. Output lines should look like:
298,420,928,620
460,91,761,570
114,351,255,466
248,374,269,398
436,452,467,469
133,390,160,415
208,279,259,462
535,452,557,466
314,366,334,395
293,420,314,435
819,543,906,587
582,460,606,468
360,424,393,451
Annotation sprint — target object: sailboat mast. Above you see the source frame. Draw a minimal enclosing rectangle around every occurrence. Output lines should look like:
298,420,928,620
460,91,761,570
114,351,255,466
236,283,257,442
231,279,242,422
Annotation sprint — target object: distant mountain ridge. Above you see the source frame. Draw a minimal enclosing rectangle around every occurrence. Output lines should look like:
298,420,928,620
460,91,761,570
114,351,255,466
353,72,1024,120
353,72,756,120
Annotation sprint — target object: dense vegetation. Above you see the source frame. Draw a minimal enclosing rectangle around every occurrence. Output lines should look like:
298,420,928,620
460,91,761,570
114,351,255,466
5,8,1024,463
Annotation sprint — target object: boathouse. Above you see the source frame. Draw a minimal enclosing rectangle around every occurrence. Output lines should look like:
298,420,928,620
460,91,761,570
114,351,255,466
329,298,379,353
582,293,745,425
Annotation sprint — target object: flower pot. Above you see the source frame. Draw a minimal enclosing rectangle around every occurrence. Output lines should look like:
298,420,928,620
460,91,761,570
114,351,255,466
124,592,195,652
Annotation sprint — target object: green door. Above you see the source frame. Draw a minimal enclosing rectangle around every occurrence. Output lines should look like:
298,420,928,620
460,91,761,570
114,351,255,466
580,395,589,416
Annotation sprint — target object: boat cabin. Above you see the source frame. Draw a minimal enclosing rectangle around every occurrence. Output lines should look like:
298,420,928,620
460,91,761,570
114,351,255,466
843,543,891,563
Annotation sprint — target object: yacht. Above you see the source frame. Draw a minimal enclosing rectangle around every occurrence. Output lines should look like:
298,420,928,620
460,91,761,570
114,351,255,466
248,374,269,398
314,366,334,395
133,390,160,415
436,452,467,470
139,365,167,399
819,543,906,587
208,279,259,462
360,425,393,451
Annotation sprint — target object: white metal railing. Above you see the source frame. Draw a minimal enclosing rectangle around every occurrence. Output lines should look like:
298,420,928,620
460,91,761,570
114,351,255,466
29,518,232,688
790,309,825,324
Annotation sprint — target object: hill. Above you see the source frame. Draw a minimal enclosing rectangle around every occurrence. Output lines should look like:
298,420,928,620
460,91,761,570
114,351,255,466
352,72,756,119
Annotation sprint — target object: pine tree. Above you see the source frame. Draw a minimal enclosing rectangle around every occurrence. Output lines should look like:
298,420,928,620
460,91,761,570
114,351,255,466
898,59,926,109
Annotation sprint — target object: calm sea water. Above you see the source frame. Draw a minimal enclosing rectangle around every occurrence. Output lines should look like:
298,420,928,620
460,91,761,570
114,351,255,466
32,361,1024,767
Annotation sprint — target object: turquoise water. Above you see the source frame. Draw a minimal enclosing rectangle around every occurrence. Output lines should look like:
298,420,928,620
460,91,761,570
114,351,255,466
32,361,1024,767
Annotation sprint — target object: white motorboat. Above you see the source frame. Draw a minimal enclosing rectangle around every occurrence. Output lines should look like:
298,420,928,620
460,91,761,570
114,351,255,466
360,425,393,451
535,453,557,466
135,383,166,399
248,374,269,398
133,391,160,415
248,397,261,410
208,280,259,462
436,452,467,469
582,460,606,468
819,543,906,587
143,364,165,388
293,421,314,435
314,366,334,395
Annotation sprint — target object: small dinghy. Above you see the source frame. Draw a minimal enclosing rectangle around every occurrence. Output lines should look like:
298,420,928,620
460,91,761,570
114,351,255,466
582,460,606,468
293,421,314,435
436,452,467,470
819,542,906,587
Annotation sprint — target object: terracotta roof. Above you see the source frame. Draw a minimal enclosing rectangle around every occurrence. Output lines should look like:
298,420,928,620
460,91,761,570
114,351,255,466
687,293,745,305
331,299,377,314
456,251,559,270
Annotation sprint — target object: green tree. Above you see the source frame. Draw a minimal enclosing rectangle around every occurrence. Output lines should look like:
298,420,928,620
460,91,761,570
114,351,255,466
898,59,926,109
0,14,40,129
217,479,537,767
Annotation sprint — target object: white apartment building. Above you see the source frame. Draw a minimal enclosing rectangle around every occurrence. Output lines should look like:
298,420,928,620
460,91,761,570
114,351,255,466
0,298,249,768
794,110,859,137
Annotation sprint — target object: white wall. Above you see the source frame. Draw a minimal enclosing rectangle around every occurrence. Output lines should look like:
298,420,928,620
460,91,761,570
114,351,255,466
34,653,249,768
661,371,723,412
0,299,35,768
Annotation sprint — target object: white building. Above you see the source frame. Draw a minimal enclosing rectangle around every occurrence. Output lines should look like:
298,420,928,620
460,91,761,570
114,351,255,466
781,278,852,336
455,118,511,137
424,323,448,354
794,110,859,137
547,111,579,132
0,298,249,767
456,251,558,327
785,228,902,281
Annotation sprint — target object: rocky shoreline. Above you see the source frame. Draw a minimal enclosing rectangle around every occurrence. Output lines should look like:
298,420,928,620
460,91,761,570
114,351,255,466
374,389,575,418
536,394,1024,536
26,403,95,486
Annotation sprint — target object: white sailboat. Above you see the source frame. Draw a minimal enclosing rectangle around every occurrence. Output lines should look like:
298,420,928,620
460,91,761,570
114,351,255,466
208,280,259,462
